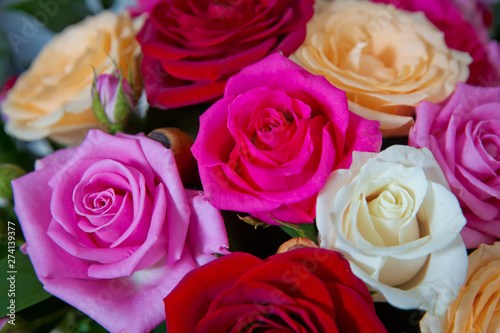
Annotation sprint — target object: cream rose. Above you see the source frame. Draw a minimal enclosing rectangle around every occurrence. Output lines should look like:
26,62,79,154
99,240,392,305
316,145,468,315
291,0,471,137
420,241,500,332
2,11,143,146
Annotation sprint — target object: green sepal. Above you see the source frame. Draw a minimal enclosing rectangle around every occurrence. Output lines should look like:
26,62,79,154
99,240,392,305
112,75,132,130
237,214,271,229
269,214,318,243
91,70,111,127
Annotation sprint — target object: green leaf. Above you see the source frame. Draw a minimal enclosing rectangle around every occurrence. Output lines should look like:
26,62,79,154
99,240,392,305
0,315,30,332
0,205,18,227
0,250,51,316
49,310,109,333
278,224,305,239
297,222,318,243
4,0,91,33
493,2,500,41
0,164,25,200
277,220,318,243
17,297,71,333
0,35,13,87
152,321,167,333
0,123,37,172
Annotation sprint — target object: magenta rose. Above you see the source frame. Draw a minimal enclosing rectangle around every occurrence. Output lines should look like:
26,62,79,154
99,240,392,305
136,0,314,109
191,53,382,224
370,0,495,86
164,248,388,332
409,82,500,248
12,130,229,332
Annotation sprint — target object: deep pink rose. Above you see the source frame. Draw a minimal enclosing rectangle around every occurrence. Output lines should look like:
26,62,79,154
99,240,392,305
0,76,16,103
136,0,314,109
371,0,496,86
409,82,500,248
191,54,382,225
0,76,17,121
12,130,229,332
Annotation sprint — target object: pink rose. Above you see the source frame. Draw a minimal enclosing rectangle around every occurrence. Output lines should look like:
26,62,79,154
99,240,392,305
371,0,495,86
136,0,314,109
191,53,382,225
409,82,500,248
12,130,229,332
0,317,7,330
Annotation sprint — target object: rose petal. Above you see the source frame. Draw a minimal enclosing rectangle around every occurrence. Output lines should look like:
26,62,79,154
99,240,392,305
184,189,229,266
370,236,467,315
164,253,263,332
12,168,91,280
138,135,192,266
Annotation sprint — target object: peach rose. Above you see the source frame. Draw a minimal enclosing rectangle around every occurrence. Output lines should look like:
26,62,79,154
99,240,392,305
420,241,500,332
291,0,471,137
2,11,143,146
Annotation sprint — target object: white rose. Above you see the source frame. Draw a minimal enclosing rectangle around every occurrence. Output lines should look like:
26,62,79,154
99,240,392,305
316,145,468,315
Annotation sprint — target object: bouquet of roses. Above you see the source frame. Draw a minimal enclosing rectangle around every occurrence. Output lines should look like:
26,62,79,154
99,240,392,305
1,0,500,332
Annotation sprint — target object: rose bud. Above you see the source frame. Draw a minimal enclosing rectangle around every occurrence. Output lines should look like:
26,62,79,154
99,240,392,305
0,163,25,201
92,71,135,131
148,128,198,188
276,237,318,254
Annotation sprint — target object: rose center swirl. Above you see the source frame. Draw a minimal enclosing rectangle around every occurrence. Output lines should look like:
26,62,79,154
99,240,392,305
365,184,420,247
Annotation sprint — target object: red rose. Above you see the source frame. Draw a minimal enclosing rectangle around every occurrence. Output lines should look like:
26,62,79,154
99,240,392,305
164,248,388,332
136,0,314,109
